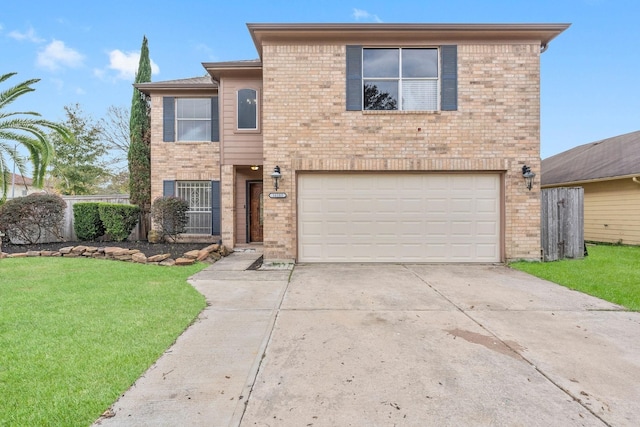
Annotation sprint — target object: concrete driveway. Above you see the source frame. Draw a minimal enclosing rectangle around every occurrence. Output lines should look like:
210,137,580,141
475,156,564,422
243,263,640,427
95,254,640,427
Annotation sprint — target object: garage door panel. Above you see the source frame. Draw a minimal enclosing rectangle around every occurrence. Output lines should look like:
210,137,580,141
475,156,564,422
298,173,501,262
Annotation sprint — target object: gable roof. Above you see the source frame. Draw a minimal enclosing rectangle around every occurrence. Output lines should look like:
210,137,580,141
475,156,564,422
541,130,640,185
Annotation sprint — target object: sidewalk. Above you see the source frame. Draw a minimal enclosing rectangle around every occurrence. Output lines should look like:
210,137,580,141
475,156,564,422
93,248,291,427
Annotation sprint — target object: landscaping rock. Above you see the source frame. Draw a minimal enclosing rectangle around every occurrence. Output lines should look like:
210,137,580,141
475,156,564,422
148,253,171,263
59,247,74,254
8,253,27,258
159,258,176,267
132,253,147,264
203,243,220,253
26,251,41,257
175,257,195,266
183,250,201,259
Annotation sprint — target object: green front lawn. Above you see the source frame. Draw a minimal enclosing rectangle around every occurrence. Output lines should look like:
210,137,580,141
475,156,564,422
510,244,640,311
0,258,207,427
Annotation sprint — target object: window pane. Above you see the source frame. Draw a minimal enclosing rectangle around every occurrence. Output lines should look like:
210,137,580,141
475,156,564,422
178,120,211,141
402,49,438,78
363,49,399,78
177,98,211,119
238,89,257,129
364,80,398,110
402,80,438,111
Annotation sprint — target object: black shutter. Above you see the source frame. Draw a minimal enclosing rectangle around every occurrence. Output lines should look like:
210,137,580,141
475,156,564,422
211,96,219,142
346,45,363,111
441,45,458,111
211,180,221,235
163,97,175,142
163,180,175,196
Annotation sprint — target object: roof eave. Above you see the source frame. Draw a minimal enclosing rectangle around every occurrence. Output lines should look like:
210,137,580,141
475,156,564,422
542,173,640,187
247,22,571,57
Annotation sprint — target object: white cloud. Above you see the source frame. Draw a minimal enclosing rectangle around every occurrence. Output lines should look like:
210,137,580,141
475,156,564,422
8,26,45,43
107,49,160,80
75,87,86,95
352,8,383,23
37,40,84,71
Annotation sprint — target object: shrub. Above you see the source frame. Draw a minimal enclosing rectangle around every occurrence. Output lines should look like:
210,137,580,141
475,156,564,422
73,202,105,241
151,196,189,242
0,193,66,244
98,203,140,242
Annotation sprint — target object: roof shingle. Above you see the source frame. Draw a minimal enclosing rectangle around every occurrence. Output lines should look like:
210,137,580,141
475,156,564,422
541,130,640,185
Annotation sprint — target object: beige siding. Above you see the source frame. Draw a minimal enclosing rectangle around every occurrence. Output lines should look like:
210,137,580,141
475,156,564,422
220,77,263,166
261,43,542,262
583,179,640,245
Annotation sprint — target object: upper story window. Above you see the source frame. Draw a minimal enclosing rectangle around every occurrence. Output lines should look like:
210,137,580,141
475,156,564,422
237,88,258,130
346,45,457,112
163,96,219,143
176,98,211,141
363,48,438,111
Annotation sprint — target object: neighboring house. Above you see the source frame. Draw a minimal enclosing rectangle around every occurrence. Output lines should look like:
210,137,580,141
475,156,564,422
136,22,569,263
6,173,36,199
542,130,640,245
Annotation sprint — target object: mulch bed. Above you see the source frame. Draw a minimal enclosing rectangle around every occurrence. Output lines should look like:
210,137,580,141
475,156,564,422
0,240,208,260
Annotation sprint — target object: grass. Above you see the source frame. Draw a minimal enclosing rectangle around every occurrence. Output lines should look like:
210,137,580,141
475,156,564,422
510,244,640,311
0,258,207,427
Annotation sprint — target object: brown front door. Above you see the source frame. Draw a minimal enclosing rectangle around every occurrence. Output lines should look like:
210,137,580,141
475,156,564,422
248,182,263,242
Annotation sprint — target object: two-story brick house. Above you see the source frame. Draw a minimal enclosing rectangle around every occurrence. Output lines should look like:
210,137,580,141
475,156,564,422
136,23,569,264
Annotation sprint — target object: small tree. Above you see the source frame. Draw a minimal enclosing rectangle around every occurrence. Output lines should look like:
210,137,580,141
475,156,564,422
48,104,110,195
0,193,66,244
151,196,189,242
128,36,152,234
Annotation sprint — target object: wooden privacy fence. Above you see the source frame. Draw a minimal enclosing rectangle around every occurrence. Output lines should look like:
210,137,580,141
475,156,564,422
541,187,584,261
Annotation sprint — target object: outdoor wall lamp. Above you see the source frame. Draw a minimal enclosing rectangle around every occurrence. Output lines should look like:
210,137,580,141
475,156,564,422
522,165,536,191
250,165,259,171
271,166,282,191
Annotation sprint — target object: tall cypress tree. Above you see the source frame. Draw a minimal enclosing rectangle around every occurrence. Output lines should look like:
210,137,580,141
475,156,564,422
128,36,151,234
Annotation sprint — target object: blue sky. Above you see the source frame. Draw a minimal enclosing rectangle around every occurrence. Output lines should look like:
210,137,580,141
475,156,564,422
2,0,639,160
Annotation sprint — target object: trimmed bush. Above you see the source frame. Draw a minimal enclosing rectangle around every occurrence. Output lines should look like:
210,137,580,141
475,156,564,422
73,202,105,241
98,203,140,242
0,193,66,244
151,196,189,242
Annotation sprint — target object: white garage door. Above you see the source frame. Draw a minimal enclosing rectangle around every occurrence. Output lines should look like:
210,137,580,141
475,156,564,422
298,173,501,263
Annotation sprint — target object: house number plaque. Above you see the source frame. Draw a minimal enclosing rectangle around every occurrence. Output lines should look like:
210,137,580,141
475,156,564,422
268,192,287,199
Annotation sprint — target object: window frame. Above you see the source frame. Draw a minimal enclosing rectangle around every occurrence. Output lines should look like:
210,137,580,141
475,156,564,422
361,47,441,112
175,97,212,142
236,88,260,132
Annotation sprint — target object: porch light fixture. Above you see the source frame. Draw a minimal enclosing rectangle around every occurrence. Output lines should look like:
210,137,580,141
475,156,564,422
522,165,536,191
250,165,260,171
271,166,282,191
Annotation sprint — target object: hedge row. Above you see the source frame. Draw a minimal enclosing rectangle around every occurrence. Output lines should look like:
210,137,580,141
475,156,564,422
73,202,140,242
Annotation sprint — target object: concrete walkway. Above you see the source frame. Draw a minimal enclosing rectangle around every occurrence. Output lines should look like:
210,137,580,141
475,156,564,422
94,248,291,427
95,255,640,427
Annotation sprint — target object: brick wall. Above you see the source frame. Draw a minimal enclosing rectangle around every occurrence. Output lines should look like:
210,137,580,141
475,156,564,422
149,94,221,201
261,43,542,262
